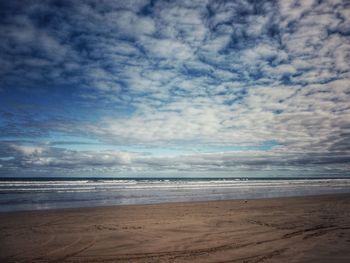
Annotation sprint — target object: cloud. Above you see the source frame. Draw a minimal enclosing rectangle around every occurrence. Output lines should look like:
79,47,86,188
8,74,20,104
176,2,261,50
10,144,45,156
1,141,349,177
0,0,349,176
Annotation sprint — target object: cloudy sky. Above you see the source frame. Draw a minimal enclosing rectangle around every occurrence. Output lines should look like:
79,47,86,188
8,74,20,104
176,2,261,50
0,0,349,178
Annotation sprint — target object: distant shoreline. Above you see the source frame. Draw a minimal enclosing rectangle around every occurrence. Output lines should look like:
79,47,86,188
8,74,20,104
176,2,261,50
1,178,350,213
2,176,350,181
1,192,350,215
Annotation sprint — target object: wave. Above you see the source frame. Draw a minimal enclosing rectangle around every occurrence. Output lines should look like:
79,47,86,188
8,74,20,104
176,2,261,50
1,179,350,193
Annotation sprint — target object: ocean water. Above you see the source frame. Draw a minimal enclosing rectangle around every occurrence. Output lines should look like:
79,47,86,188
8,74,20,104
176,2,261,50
1,177,350,212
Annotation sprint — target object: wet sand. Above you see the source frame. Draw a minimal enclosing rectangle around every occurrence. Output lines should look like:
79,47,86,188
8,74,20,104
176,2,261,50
1,194,350,262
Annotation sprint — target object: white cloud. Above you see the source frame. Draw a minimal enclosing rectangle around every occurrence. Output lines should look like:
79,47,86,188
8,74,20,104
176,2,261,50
1,0,350,176
107,11,156,37
10,145,45,156
139,36,193,60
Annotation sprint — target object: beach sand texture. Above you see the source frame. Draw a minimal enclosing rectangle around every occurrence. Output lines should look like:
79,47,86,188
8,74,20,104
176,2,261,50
1,194,350,262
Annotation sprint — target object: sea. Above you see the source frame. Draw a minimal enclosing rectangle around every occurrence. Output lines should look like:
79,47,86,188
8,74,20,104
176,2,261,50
1,177,350,212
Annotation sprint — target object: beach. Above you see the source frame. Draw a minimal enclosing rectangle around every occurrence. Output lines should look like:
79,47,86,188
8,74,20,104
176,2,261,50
1,194,350,262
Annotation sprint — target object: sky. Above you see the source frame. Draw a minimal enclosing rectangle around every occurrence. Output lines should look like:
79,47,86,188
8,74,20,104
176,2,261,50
0,0,350,178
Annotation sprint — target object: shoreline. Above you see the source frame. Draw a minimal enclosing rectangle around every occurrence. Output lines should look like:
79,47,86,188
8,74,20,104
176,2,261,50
2,177,350,213
1,193,350,262
1,192,350,215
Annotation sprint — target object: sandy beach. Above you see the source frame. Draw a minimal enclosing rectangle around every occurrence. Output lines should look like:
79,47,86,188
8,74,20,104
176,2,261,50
1,194,350,262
